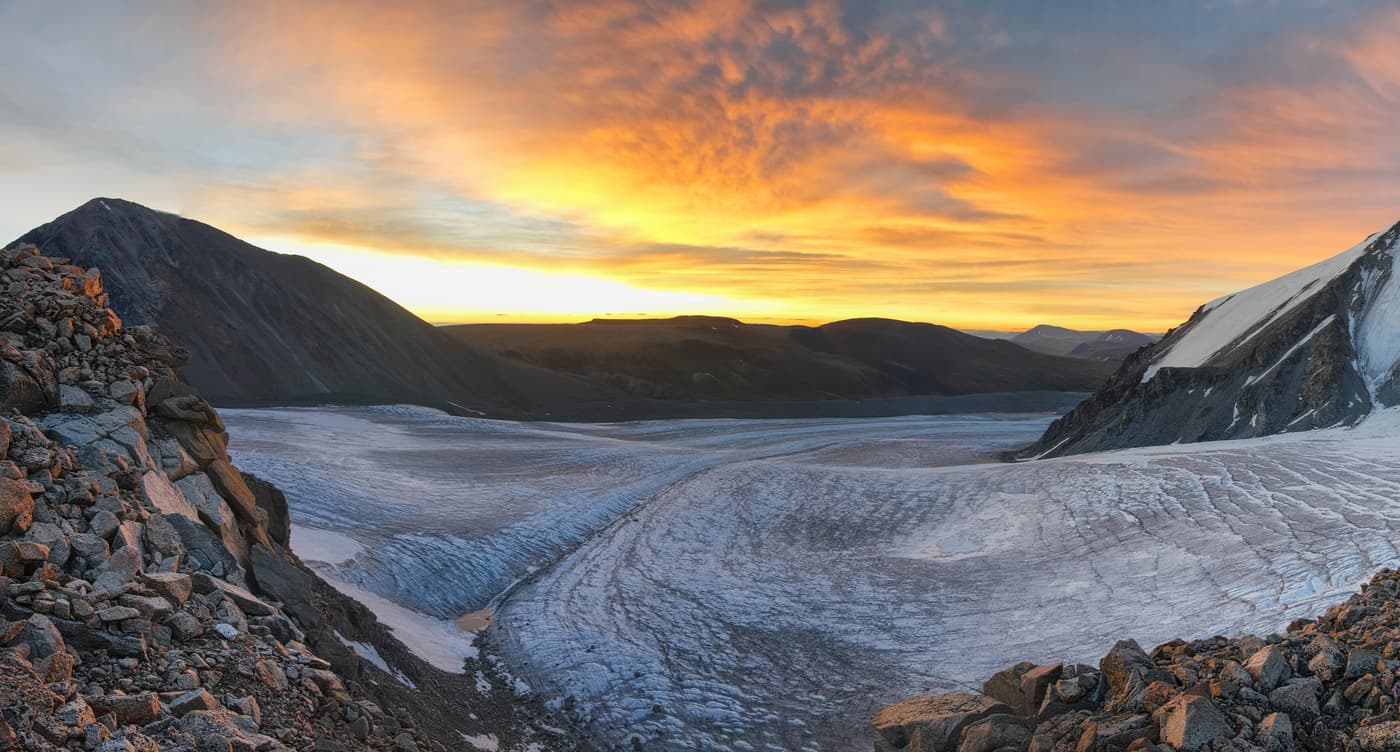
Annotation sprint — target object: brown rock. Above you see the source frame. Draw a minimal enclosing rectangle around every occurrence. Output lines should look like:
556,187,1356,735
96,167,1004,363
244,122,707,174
1256,712,1293,751
1155,695,1231,751
872,693,1012,751
170,688,220,716
1078,713,1156,752
142,571,193,604
88,692,161,725
0,477,34,535
1353,721,1400,752
1101,639,1160,712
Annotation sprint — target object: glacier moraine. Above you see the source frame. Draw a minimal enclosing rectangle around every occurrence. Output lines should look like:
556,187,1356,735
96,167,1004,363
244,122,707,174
222,405,1400,751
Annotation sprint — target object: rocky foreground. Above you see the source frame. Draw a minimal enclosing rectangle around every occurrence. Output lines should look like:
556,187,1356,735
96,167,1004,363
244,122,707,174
0,244,567,751
873,568,1400,751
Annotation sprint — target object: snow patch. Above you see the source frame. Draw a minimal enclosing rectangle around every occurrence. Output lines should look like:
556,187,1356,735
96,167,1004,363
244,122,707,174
1144,232,1378,380
312,570,479,671
459,732,500,751
1243,315,1336,387
1355,246,1400,401
333,630,416,688
290,524,365,565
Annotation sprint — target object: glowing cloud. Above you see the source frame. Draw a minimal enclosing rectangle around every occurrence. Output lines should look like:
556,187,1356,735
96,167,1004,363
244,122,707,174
2,1,1400,330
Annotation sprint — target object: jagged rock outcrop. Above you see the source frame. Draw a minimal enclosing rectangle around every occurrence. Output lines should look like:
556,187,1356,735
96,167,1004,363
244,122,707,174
1019,222,1400,458
0,244,567,751
873,568,1400,751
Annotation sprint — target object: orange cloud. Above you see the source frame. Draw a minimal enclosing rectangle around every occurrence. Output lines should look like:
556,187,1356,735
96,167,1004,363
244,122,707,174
28,0,1398,332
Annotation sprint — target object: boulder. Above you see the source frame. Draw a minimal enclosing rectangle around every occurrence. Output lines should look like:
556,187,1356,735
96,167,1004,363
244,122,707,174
58,384,94,413
107,378,141,405
0,477,34,535
178,709,277,751
1077,712,1156,751
1354,721,1400,752
89,509,120,539
1307,637,1346,682
69,532,109,560
871,693,1011,751
1269,682,1320,725
169,688,219,716
1345,647,1381,680
1243,645,1290,691
26,522,70,565
91,545,142,593
142,572,193,604
175,472,245,561
165,513,243,583
984,662,1062,718
205,459,272,546
164,611,202,642
87,692,161,726
1256,712,1293,751
21,614,72,682
142,511,184,558
956,713,1029,751
140,470,200,520
97,605,140,622
1101,639,1161,712
1155,695,1231,751
55,698,96,728
0,360,46,412
982,662,1034,712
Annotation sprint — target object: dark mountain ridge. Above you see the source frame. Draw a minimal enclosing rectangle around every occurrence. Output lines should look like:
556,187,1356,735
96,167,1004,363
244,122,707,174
15,198,1115,418
1011,324,1159,361
446,315,1117,402
14,198,610,415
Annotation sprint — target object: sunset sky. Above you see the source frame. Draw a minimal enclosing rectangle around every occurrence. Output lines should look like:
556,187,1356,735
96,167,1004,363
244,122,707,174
4,1,1400,330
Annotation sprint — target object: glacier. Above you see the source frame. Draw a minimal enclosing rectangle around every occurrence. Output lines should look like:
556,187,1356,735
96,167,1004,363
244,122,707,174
223,405,1400,751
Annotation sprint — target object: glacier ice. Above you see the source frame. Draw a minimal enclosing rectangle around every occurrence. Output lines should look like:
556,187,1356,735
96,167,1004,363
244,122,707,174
224,405,1400,750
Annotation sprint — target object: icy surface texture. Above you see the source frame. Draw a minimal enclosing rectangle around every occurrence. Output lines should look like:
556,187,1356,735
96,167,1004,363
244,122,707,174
225,405,1400,750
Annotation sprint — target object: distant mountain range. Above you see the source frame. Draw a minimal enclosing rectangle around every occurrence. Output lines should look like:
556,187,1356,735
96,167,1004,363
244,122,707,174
11,198,1124,418
1019,221,1400,458
447,316,1117,402
966,324,1161,361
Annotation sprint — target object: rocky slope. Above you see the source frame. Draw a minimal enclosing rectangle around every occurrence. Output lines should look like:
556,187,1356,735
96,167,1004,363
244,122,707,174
1019,222,1400,459
872,567,1400,752
14,198,609,416
447,316,1117,402
0,244,567,751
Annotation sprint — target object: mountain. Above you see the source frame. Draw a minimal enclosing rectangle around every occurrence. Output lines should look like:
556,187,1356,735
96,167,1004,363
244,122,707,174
446,315,1118,402
0,244,564,750
1018,220,1400,459
1010,324,1159,360
13,198,1112,419
13,198,608,415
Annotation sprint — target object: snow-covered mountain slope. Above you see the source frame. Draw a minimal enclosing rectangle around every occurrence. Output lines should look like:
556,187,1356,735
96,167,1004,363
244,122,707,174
226,406,1400,751
1021,220,1400,458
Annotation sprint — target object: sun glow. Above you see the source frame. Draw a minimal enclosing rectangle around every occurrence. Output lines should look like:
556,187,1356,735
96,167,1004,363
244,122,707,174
247,236,787,324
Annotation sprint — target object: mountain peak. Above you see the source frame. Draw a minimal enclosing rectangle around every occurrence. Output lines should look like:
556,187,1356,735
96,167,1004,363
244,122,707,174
1020,221,1400,459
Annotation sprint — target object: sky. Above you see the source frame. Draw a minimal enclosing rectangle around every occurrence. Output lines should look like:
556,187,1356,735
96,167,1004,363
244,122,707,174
3,1,1400,331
